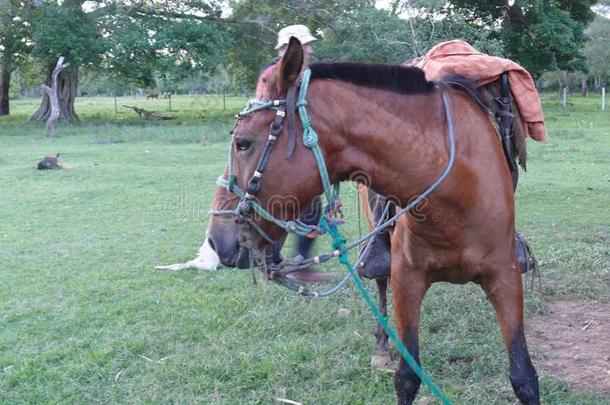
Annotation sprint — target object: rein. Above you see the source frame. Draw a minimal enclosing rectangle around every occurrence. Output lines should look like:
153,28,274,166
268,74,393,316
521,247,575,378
210,68,456,405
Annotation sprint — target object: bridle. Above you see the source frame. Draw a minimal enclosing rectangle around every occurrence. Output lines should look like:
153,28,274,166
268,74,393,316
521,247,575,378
211,68,457,298
215,69,339,238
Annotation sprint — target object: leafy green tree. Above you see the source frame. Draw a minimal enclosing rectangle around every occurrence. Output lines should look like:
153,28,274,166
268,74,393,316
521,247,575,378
227,0,511,87
394,1,504,59
315,7,414,63
403,0,598,77
28,0,106,122
227,0,374,87
100,2,230,92
0,0,33,116
585,15,610,86
25,0,231,122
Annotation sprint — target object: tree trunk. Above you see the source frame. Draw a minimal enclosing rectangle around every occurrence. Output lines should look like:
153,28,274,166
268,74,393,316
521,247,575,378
580,75,588,97
557,70,570,97
29,63,79,123
0,68,10,116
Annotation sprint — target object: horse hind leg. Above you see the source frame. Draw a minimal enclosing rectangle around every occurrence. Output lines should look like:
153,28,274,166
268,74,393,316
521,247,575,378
482,264,540,404
371,277,392,367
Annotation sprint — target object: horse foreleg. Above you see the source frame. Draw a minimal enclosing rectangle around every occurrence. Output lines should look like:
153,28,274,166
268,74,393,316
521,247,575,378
391,255,429,405
371,277,392,367
482,266,540,405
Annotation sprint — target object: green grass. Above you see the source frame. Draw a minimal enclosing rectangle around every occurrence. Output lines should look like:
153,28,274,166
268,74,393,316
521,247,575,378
0,94,609,404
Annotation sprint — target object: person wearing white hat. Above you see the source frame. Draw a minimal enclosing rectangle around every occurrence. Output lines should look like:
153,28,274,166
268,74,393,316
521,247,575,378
271,25,321,265
275,24,317,60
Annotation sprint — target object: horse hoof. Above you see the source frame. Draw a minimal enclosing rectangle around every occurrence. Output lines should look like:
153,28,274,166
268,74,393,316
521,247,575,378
371,351,392,367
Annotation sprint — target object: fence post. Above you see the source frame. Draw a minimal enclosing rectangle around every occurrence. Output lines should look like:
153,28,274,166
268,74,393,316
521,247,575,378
602,87,606,111
562,87,567,108
114,94,118,114
223,87,226,111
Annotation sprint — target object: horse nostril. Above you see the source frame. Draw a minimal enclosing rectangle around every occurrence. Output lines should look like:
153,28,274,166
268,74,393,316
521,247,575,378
207,238,216,251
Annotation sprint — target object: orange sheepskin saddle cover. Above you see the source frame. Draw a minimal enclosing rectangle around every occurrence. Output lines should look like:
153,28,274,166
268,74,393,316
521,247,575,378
411,40,547,142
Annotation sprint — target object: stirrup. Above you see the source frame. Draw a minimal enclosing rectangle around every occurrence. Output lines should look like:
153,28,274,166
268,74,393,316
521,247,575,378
515,233,537,274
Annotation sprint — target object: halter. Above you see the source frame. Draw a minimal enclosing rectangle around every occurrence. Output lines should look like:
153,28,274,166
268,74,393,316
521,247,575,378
210,68,456,404
214,68,342,243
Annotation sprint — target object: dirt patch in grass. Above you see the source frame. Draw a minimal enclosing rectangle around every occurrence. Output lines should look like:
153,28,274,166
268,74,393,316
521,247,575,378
528,300,610,395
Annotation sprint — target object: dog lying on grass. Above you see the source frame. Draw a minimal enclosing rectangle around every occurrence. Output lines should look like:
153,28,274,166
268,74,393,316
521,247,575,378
37,153,62,170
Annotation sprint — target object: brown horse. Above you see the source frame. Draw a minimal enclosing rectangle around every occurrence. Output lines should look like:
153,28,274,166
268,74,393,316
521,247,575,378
208,38,539,404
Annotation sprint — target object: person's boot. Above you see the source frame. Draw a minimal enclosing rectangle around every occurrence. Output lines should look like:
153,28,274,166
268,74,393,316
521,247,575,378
515,233,537,274
357,231,392,279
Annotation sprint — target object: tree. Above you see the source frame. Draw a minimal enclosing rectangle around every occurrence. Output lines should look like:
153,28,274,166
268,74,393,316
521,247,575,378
227,0,511,87
0,0,32,116
391,1,504,59
26,0,230,122
99,1,231,91
585,15,610,88
423,0,598,77
227,0,374,87
314,7,414,63
28,0,105,122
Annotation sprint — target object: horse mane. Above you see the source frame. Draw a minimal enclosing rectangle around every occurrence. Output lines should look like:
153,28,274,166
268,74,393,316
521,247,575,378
309,62,435,95
306,62,525,170
308,63,488,111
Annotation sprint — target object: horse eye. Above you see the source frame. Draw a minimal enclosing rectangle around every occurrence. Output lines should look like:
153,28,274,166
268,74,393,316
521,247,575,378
235,138,252,152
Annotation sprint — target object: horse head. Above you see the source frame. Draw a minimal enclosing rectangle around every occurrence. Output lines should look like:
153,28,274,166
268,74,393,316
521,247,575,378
208,38,325,266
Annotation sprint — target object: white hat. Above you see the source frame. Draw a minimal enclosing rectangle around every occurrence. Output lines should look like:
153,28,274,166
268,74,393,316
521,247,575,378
275,25,317,50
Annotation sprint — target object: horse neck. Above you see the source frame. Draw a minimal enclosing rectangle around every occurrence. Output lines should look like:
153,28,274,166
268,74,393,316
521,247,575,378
308,80,450,202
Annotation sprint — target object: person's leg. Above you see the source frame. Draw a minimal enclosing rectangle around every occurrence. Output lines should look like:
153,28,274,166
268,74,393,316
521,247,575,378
295,197,322,258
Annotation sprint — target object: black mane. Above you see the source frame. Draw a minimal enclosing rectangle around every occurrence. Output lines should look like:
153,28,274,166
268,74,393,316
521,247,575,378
309,62,435,94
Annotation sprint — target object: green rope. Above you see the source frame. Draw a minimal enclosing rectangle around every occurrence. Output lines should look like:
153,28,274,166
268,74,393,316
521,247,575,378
297,69,336,206
319,219,452,405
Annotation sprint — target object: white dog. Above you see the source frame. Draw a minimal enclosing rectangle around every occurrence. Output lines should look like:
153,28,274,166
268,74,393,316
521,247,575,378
155,237,220,271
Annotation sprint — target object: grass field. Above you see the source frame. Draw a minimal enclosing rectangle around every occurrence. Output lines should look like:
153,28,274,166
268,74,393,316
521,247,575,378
1,93,609,404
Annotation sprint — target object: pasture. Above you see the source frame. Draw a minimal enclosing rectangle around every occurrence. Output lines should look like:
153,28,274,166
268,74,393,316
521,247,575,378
1,94,609,404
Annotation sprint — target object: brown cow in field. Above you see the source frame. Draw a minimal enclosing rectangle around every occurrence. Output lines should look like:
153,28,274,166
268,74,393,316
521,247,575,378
147,92,159,99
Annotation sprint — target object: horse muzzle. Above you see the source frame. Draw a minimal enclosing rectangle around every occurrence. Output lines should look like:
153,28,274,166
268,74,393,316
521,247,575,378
207,222,250,269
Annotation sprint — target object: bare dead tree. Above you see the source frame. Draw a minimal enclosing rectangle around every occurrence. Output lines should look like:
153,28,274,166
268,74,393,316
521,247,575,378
122,105,176,120
41,57,70,137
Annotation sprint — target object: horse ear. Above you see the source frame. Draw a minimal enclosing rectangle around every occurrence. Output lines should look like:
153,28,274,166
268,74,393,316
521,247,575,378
278,37,304,90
